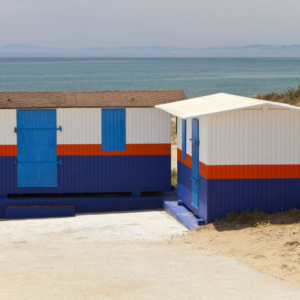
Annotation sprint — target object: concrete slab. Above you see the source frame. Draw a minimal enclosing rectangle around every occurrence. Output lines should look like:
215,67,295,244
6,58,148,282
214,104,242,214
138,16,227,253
0,211,300,299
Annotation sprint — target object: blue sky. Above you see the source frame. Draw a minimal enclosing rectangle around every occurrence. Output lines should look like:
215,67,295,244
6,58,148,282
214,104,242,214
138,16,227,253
1,0,300,48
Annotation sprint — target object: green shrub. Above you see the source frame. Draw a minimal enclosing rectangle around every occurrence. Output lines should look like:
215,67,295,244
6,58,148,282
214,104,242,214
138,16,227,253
171,169,177,186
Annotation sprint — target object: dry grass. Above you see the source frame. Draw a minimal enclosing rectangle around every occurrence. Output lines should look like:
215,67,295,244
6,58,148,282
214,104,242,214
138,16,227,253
213,208,300,230
254,85,300,106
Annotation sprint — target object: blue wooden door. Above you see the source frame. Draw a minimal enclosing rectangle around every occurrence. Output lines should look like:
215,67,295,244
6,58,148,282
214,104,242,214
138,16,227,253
190,118,199,209
16,109,58,187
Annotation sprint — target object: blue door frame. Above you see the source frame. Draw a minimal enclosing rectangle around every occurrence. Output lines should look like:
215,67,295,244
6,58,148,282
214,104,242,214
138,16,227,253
190,118,199,209
16,109,59,187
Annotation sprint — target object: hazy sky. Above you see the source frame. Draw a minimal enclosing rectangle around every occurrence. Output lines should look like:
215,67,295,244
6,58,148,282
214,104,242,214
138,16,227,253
1,0,300,48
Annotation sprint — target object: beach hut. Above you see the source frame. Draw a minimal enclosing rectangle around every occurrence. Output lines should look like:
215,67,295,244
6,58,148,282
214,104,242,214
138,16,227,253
156,93,300,223
0,90,187,218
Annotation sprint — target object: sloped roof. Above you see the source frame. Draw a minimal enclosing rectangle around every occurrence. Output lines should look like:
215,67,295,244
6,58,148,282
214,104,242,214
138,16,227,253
155,93,300,119
0,90,187,109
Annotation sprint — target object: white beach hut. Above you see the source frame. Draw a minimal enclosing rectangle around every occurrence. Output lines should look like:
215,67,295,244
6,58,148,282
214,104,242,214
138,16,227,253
157,93,300,223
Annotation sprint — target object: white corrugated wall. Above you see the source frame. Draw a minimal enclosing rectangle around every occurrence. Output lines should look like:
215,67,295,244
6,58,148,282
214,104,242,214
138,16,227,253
208,109,300,166
57,108,170,145
178,108,300,166
0,109,17,145
0,108,170,146
57,108,102,145
126,108,170,144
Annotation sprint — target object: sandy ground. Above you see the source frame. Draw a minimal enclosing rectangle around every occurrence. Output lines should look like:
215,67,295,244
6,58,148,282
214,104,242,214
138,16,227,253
187,220,300,285
1,211,300,300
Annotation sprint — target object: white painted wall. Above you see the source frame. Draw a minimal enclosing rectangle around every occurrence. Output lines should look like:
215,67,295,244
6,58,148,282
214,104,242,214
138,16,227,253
56,107,170,145
0,108,170,146
178,109,300,166
126,108,170,144
0,109,17,145
57,108,102,145
208,109,300,165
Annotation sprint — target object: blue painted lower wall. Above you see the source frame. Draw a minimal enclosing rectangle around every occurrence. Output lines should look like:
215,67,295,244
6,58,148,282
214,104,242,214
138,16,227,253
178,160,300,223
0,155,171,194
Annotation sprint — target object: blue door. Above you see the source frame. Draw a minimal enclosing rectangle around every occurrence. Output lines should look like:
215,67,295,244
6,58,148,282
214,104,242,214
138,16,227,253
190,118,199,209
16,109,59,187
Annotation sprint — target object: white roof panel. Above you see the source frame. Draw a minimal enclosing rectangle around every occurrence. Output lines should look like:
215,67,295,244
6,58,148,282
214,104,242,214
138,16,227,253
155,93,300,119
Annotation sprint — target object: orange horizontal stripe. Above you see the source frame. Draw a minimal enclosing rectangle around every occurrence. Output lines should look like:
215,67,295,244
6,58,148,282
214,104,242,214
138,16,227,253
0,144,170,157
0,145,17,156
177,149,300,179
207,165,300,180
57,144,171,156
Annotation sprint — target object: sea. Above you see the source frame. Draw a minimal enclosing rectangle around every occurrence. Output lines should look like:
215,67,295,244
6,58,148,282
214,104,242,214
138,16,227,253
0,57,300,98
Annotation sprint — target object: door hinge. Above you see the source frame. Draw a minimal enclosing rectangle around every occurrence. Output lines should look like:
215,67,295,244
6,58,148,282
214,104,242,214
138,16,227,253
189,138,199,146
189,176,199,185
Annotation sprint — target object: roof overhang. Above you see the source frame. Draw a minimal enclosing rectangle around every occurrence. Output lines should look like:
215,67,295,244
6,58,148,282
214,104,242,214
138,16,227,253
155,93,300,119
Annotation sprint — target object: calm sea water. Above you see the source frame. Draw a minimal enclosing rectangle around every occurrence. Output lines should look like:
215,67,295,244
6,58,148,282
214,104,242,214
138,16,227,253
0,57,300,98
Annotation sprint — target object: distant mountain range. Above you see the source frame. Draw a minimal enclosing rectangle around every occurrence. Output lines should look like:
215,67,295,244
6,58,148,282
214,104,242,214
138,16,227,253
1,44,300,57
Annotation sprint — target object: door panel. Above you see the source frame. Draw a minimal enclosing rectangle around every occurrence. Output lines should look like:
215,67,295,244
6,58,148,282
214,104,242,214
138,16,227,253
17,109,58,187
191,118,199,209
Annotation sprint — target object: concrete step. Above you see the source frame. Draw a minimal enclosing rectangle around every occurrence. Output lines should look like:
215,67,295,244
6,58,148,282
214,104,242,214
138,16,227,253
5,205,75,219
163,201,204,230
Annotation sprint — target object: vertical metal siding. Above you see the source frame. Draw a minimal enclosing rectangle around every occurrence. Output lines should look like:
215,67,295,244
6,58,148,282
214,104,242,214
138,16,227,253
209,109,300,165
178,109,300,223
126,108,170,144
57,108,171,145
199,115,210,165
0,110,17,193
57,108,102,145
0,107,171,194
0,109,17,145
